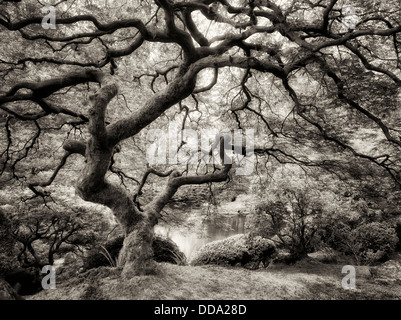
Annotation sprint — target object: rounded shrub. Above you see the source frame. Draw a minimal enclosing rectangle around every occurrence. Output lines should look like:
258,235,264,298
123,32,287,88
323,221,398,265
190,233,276,269
353,222,398,264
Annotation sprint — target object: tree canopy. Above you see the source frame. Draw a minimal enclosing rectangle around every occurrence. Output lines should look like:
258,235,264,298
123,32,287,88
1,0,401,275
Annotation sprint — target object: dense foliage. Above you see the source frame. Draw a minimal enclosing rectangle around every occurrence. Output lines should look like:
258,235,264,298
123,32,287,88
324,221,398,265
0,0,401,277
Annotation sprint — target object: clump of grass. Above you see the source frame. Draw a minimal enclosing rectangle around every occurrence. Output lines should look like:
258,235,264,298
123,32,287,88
99,245,117,268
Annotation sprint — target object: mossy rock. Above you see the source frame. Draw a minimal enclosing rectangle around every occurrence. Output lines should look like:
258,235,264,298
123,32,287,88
82,235,186,271
190,233,276,269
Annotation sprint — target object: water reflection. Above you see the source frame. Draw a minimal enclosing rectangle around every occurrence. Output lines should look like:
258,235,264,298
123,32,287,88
155,212,247,260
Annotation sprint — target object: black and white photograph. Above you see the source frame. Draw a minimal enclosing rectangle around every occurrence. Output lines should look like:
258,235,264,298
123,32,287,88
0,0,401,310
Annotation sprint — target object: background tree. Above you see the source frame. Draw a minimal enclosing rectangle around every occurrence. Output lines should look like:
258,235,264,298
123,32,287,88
9,201,101,270
0,0,401,276
323,221,398,265
247,187,325,258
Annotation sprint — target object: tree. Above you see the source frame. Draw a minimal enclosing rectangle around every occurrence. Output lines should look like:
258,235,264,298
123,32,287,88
324,221,398,265
9,202,100,270
248,188,324,258
0,0,401,276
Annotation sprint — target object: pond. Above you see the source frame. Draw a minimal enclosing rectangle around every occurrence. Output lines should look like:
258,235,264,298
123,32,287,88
155,210,248,260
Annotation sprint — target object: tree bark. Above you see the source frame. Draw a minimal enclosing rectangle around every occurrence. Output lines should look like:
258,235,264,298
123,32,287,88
70,70,231,277
72,78,157,277
118,218,157,278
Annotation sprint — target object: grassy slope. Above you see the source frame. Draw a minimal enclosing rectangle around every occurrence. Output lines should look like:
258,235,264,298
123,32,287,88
28,258,401,300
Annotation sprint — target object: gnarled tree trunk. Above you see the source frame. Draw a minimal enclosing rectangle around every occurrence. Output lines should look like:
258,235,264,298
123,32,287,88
62,67,233,277
117,218,156,278
63,71,198,277
70,76,158,277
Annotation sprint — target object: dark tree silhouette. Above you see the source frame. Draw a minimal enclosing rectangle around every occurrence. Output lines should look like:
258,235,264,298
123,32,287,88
0,0,400,276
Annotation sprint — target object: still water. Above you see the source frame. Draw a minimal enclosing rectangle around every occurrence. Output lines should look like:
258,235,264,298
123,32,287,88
155,212,247,260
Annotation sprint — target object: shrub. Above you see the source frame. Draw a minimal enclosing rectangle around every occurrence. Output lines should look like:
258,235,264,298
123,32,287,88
82,238,120,271
353,222,398,263
0,278,24,300
246,190,324,260
324,221,398,265
190,233,276,269
82,235,186,270
3,268,42,296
